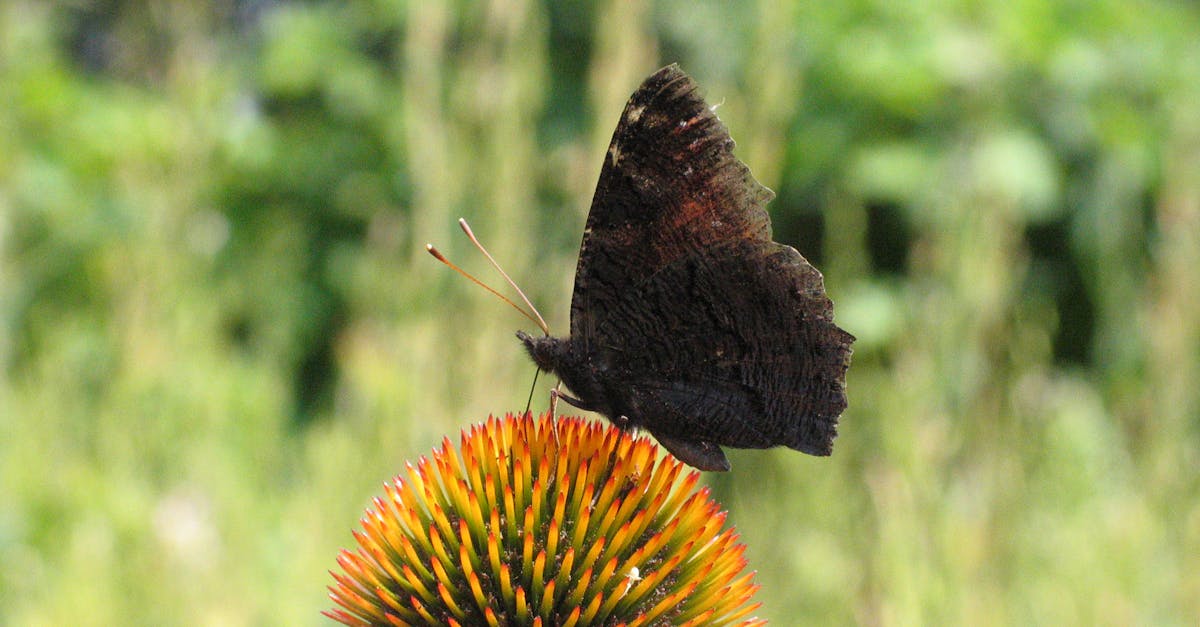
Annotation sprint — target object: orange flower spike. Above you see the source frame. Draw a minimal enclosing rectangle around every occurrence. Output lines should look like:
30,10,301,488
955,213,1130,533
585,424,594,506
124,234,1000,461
564,566,592,609
394,534,429,584
485,528,503,583
518,444,534,512
611,493,652,547
686,518,734,571
552,482,571,526
579,589,605,625
700,536,747,587
543,517,561,566
409,593,439,625
426,524,454,584
551,468,569,523
576,535,606,582
490,415,509,461
328,558,366,599
512,457,527,521
457,530,477,580
403,459,428,503
539,578,557,619
590,474,623,537
460,441,484,506
531,549,548,599
669,491,718,547
443,477,471,532
708,577,762,622
656,471,701,527
640,580,699,625
521,506,536,582
493,445,512,503
531,476,546,532
483,473,499,519
593,557,630,621
363,539,406,594
429,502,459,553
436,581,468,623
555,546,576,595
643,459,681,512
335,540,374,589
441,435,462,479
465,569,488,617
463,489,486,545
568,476,594,548
561,605,582,627
399,563,436,607
393,487,429,548
498,563,515,608
514,585,530,623
629,526,671,567
627,551,686,605
679,607,717,627
429,548,457,599
319,608,359,626
376,580,409,618
594,555,621,596
600,518,637,568
502,483,518,539
325,570,368,614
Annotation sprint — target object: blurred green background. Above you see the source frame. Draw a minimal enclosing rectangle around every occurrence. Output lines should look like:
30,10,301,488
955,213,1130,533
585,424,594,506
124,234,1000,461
2,1,1198,624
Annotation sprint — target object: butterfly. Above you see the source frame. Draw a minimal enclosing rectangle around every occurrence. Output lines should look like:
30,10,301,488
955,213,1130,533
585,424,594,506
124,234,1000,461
518,64,854,471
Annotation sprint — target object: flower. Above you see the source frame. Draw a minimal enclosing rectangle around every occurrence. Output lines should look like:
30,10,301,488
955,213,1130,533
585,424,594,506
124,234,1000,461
325,412,763,626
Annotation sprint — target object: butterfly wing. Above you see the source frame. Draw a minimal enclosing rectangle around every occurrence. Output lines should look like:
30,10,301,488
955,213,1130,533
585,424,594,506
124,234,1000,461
590,239,854,467
566,64,853,469
570,64,774,354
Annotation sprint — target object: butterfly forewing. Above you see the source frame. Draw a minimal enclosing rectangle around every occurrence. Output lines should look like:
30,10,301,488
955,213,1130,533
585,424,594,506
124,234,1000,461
570,64,774,351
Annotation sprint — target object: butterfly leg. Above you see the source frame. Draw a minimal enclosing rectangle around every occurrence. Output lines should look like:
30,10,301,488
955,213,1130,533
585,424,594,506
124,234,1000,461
546,385,562,448
548,384,561,418
553,390,599,412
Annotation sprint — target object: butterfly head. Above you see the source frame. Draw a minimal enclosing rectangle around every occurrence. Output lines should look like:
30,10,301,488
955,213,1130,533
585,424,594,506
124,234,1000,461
516,330,568,374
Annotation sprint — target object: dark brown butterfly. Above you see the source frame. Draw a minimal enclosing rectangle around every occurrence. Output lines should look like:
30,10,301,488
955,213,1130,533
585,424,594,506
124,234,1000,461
519,64,854,471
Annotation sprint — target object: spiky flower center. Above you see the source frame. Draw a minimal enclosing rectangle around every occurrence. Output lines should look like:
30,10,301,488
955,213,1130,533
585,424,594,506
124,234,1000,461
326,412,763,626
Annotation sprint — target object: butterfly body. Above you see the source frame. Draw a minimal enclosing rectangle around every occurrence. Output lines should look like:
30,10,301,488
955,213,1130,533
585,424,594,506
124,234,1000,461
521,65,853,471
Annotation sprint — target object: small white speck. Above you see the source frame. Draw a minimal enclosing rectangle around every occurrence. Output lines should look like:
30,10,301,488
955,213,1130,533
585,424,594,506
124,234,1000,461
609,142,621,166
623,567,643,594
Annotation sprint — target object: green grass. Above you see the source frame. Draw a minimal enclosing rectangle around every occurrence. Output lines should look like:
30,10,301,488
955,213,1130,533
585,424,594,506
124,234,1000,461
2,1,1198,624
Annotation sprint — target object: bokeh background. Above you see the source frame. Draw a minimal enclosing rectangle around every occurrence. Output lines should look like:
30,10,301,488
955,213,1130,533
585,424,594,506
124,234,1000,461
3,1,1199,624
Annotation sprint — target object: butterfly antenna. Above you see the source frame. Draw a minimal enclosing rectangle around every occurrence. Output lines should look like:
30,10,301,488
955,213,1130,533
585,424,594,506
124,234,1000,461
524,368,540,418
426,244,544,329
457,218,551,336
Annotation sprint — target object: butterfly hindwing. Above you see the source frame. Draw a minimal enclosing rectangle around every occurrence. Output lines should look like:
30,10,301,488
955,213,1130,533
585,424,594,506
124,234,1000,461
590,239,853,459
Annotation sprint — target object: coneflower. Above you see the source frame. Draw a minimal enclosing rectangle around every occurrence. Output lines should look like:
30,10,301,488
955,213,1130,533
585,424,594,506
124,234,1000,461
326,412,763,626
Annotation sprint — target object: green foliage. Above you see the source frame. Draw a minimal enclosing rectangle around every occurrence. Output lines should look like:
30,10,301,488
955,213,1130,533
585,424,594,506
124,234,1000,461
2,0,1198,624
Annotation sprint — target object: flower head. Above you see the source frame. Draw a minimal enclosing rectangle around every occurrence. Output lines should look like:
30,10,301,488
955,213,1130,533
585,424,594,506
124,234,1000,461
326,412,763,626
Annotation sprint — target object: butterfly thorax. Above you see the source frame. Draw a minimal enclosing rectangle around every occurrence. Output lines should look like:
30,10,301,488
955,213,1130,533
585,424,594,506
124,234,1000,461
516,331,615,418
